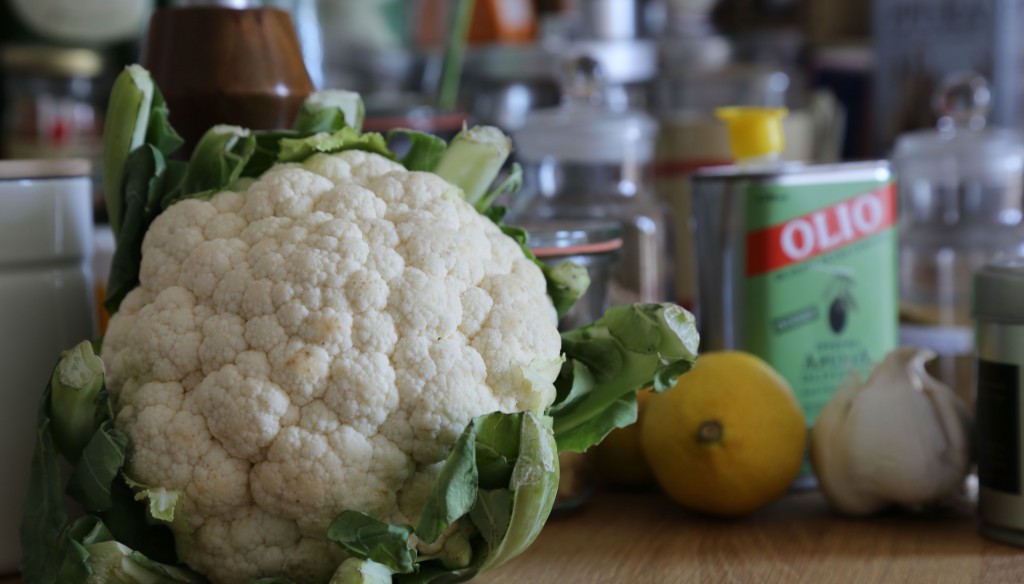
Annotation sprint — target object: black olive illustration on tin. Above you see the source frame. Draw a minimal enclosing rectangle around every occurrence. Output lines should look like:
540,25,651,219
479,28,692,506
825,274,857,334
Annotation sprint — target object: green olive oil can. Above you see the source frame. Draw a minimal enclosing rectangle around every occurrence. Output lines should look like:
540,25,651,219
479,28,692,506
691,161,899,486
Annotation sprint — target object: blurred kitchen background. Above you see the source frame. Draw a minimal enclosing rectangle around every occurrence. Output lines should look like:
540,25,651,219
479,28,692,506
3,0,1024,392
3,0,1016,212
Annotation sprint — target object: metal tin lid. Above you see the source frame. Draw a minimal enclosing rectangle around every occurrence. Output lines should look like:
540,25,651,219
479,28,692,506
0,159,92,180
514,56,658,164
1,45,103,78
973,255,1024,323
523,220,623,258
692,160,890,185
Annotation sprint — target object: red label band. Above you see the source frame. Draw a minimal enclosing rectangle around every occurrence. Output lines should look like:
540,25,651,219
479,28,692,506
745,184,897,277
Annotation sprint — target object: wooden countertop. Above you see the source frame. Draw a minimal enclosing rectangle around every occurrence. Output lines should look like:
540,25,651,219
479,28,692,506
478,489,1023,584
4,489,1021,584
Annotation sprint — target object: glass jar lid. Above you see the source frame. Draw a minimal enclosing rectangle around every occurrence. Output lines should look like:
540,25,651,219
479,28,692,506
513,56,658,165
893,73,1024,183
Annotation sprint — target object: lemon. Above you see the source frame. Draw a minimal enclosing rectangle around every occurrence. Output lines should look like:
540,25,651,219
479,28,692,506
592,389,655,488
640,351,806,516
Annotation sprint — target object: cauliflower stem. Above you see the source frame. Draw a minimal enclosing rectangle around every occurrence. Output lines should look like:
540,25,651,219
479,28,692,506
21,65,700,584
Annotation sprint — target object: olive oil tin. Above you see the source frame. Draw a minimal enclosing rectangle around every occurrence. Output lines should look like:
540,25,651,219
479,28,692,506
973,257,1024,546
691,161,899,484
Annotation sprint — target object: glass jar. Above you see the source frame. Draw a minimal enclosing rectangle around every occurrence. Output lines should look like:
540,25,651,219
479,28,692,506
1,45,104,162
893,73,1024,406
524,219,623,329
524,219,622,513
510,55,670,306
1,45,105,215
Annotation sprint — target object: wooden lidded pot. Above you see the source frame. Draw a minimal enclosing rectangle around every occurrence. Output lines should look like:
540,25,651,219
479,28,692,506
142,0,314,156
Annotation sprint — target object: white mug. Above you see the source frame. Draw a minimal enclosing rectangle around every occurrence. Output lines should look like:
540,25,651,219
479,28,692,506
0,159,95,575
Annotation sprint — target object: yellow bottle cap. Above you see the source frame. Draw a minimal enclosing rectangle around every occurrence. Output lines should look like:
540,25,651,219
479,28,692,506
715,107,788,160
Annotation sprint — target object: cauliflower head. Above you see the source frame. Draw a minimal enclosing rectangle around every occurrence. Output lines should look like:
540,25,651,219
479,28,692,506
100,150,564,584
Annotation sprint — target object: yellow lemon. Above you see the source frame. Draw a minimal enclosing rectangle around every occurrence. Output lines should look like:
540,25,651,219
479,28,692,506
640,351,806,517
592,389,655,488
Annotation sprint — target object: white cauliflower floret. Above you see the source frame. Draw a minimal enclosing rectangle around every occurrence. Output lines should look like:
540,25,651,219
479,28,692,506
100,150,563,584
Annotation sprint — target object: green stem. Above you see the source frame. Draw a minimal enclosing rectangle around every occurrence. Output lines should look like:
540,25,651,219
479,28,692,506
437,0,475,111
433,125,511,208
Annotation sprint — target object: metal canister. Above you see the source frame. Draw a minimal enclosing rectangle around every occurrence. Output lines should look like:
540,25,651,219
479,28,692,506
973,257,1024,546
691,160,899,485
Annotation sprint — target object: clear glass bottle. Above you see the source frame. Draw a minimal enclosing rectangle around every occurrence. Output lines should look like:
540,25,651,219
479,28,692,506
893,73,1024,407
510,55,669,306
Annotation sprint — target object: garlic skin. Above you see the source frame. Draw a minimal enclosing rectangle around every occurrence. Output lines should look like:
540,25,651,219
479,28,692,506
811,347,972,516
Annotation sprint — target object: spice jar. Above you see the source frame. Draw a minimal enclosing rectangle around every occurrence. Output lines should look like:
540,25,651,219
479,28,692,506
511,55,670,306
973,256,1024,547
893,73,1024,407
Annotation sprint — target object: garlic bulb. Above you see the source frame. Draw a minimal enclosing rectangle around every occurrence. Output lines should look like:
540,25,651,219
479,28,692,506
811,347,972,515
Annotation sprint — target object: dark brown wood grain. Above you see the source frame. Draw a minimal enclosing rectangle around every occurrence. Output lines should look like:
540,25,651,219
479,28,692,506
142,6,313,157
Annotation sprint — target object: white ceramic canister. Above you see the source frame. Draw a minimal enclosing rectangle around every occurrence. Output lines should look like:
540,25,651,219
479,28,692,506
0,159,95,574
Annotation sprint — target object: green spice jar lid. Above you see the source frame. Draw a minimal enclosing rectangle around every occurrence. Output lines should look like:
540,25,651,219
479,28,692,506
973,255,1024,324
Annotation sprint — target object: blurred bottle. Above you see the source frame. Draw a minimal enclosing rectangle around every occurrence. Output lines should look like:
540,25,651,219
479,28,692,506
469,0,537,43
415,0,537,46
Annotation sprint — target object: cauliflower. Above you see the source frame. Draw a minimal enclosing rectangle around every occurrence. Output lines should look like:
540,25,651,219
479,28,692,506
23,66,699,584
100,150,563,583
